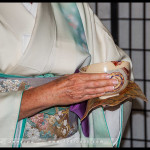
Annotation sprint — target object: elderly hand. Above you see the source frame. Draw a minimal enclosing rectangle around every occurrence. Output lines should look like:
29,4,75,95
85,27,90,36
44,73,118,106
19,73,118,120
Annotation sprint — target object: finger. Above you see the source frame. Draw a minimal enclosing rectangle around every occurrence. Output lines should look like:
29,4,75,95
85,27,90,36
84,79,118,88
78,73,111,81
64,74,70,77
84,86,115,95
80,92,106,101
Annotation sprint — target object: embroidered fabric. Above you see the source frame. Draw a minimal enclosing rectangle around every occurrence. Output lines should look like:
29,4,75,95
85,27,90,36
22,107,78,143
0,79,27,92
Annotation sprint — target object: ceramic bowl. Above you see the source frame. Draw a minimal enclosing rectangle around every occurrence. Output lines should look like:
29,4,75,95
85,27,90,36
79,61,131,99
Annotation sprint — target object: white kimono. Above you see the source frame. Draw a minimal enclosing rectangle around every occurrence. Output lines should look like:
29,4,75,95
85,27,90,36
0,3,133,147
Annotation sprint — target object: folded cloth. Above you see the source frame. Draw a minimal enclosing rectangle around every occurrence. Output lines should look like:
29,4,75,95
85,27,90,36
81,81,148,121
70,101,89,137
70,80,148,139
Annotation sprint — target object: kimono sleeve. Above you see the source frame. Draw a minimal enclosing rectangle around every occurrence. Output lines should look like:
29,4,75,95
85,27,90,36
77,3,133,146
0,91,23,147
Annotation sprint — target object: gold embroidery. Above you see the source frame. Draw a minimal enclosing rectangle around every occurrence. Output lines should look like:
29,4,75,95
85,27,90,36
23,107,78,143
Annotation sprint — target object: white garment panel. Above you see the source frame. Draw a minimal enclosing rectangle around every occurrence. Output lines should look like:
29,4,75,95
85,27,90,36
22,34,31,54
22,3,38,18
105,106,121,146
22,3,38,54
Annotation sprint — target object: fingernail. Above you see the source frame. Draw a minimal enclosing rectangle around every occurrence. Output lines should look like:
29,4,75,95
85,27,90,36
113,80,118,85
105,74,111,79
101,92,105,95
109,86,115,90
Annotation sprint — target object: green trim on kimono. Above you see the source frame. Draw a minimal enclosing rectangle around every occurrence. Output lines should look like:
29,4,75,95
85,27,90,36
12,91,26,148
78,105,123,147
116,104,124,148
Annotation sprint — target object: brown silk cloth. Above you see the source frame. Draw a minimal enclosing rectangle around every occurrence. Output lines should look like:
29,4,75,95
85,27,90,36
81,81,148,121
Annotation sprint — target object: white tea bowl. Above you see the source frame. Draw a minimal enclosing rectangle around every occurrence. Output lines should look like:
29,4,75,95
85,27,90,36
79,61,131,99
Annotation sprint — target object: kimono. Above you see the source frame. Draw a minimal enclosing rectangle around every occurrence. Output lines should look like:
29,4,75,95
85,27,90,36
0,3,133,147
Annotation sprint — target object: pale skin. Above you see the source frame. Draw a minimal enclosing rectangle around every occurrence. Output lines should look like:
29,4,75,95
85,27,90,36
19,73,118,120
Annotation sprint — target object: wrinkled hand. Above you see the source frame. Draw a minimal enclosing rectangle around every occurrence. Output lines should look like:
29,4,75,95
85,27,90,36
19,73,119,120
45,73,118,106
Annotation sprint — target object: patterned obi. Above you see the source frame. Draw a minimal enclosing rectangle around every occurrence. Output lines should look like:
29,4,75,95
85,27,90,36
22,107,78,143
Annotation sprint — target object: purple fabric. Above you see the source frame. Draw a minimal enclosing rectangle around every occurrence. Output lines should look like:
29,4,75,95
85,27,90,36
70,101,89,137
69,68,89,137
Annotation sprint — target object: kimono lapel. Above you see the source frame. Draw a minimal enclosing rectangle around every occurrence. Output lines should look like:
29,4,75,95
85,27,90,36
0,3,35,74
1,3,89,76
6,3,56,75
0,3,35,37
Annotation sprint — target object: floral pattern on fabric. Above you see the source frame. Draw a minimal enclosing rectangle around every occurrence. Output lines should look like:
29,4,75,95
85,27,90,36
0,79,28,92
23,107,78,143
